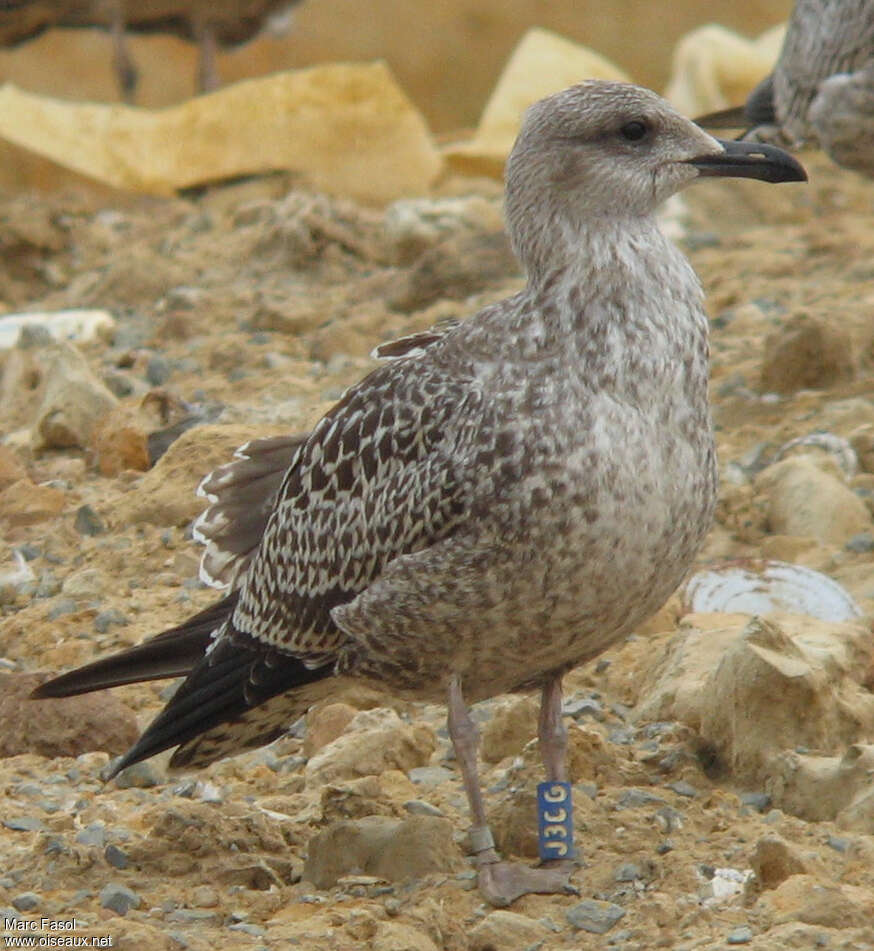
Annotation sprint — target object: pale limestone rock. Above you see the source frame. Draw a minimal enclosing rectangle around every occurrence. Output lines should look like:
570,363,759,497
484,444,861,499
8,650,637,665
750,834,808,890
0,672,138,759
755,455,871,546
371,922,440,951
756,874,872,929
0,64,441,202
304,709,435,787
480,696,538,763
303,814,462,887
0,478,65,527
444,28,628,177
665,23,785,116
469,910,550,951
303,701,357,757
33,341,118,450
634,612,874,811
758,313,855,394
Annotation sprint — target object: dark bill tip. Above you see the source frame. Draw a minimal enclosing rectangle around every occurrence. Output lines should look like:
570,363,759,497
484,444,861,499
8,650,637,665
686,138,807,184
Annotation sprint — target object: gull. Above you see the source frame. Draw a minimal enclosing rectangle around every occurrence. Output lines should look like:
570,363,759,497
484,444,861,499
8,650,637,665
697,0,874,175
33,80,806,907
0,0,302,99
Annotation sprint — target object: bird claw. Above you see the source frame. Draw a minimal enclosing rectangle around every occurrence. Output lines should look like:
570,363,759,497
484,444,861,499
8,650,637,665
477,858,579,907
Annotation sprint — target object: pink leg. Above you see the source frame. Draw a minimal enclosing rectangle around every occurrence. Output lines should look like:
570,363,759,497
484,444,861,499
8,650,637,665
109,1,137,100
539,674,568,781
447,674,578,906
193,17,220,93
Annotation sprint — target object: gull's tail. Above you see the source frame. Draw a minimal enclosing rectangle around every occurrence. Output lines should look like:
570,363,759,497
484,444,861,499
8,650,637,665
30,595,238,698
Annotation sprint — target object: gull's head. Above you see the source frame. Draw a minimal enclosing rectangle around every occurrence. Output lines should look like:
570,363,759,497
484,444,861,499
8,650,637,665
505,80,806,276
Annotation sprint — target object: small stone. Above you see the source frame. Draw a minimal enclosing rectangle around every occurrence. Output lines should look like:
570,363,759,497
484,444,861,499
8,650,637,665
104,845,129,870
113,760,164,788
11,892,40,911
75,823,106,847
146,355,172,386
61,568,103,599
825,835,850,853
727,926,754,944
566,899,626,934
74,504,106,536
34,342,119,450
2,816,43,832
93,609,129,634
666,780,698,798
403,800,444,817
563,696,604,720
845,531,874,553
617,789,666,809
303,701,357,757
47,598,78,620
740,792,771,813
99,883,141,916
614,863,644,882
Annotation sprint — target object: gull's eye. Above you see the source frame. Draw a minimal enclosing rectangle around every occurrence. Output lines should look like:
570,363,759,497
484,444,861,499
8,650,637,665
619,120,649,142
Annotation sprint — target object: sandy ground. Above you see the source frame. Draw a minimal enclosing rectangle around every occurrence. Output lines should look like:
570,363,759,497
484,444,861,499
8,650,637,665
0,150,873,950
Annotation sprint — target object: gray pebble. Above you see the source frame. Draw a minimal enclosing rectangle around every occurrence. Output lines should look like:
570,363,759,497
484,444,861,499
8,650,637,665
616,789,666,810
727,925,754,944
93,608,129,634
228,923,267,937
3,816,44,832
11,892,40,912
826,835,850,853
113,761,163,789
614,863,643,882
845,532,874,553
667,781,698,798
563,696,604,720
74,505,106,537
146,355,172,386
104,845,129,870
99,883,140,916
566,899,626,934
740,792,771,813
75,823,106,847
168,909,219,923
403,799,445,817
47,598,78,620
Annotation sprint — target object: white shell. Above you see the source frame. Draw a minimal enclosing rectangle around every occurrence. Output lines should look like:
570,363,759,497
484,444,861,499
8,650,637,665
683,560,862,622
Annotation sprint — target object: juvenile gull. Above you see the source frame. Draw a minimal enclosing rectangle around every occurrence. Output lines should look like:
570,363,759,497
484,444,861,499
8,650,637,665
697,0,874,175
33,81,806,906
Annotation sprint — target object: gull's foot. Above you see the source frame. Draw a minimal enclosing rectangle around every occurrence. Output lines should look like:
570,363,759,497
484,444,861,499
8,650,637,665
477,859,579,908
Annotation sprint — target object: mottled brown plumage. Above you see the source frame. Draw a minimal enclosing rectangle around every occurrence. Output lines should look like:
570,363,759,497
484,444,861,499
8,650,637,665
34,81,806,906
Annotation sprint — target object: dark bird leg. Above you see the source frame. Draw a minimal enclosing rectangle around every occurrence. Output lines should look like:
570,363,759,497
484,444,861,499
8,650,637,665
193,16,221,94
447,674,578,907
108,1,138,102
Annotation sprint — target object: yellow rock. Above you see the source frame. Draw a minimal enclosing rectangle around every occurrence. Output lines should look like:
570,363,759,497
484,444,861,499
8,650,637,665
665,23,786,116
0,62,441,202
444,28,628,177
